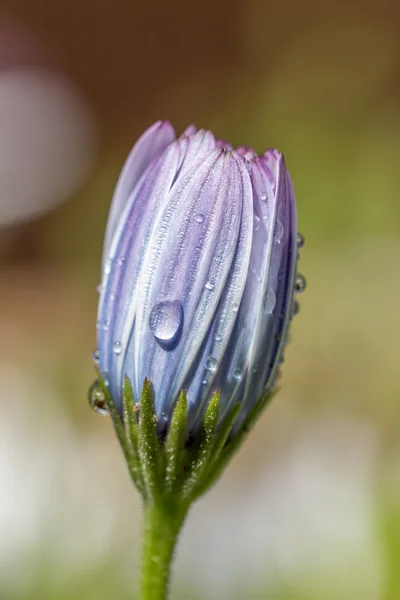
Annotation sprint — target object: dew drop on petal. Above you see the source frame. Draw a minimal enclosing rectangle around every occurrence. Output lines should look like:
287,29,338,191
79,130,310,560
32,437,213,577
104,258,112,275
259,190,267,201
295,274,307,294
205,357,217,371
202,378,208,385
113,341,122,355
205,280,215,291
92,348,100,366
195,214,204,223
275,219,284,242
232,302,239,312
263,288,276,313
102,320,110,332
292,299,300,317
215,333,222,342
233,368,242,380
89,380,108,416
297,232,305,249
149,300,184,348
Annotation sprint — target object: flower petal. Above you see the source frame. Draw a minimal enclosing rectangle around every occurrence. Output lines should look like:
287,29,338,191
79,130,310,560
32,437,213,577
102,120,176,264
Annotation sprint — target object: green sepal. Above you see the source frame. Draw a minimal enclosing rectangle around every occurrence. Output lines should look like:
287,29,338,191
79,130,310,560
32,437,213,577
138,378,162,500
164,389,188,496
182,390,220,500
122,376,145,495
196,389,275,497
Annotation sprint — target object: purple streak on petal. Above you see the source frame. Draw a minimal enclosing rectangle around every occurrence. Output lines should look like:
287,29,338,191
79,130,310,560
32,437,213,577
113,130,217,406
102,121,176,265
130,149,249,418
234,152,297,430
97,136,189,406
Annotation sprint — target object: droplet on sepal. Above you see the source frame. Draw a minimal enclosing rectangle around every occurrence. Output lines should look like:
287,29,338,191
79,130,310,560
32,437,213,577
259,190,267,201
232,303,239,312
215,333,222,342
195,213,204,223
205,357,217,371
113,341,122,355
149,300,184,349
295,273,307,293
89,380,109,415
92,348,100,366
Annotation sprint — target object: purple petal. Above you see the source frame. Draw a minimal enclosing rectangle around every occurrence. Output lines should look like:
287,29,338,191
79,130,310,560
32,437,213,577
102,120,176,264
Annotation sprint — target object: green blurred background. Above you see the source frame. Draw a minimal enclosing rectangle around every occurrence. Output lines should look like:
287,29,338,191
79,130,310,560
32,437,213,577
0,1,399,599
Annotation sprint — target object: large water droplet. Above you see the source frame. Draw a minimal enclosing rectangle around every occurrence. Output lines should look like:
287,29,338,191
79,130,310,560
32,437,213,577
295,273,307,294
205,357,217,371
275,219,284,242
263,288,276,313
205,280,215,291
149,300,184,349
92,348,100,366
232,302,239,312
104,259,112,275
89,380,108,416
195,214,204,223
297,232,305,249
113,341,122,355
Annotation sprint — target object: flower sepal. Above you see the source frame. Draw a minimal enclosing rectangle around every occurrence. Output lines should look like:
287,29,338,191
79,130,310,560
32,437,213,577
89,373,274,508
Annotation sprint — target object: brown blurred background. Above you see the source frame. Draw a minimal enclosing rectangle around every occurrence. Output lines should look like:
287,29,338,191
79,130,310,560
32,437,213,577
0,1,399,599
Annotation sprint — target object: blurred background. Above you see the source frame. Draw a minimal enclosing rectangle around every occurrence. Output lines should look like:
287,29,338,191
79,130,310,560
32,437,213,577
0,1,399,598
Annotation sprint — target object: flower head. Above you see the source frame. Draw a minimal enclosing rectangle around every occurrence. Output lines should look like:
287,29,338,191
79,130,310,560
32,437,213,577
94,121,304,435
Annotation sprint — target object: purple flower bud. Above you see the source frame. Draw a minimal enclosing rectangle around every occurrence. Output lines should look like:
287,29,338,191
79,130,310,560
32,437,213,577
95,122,303,434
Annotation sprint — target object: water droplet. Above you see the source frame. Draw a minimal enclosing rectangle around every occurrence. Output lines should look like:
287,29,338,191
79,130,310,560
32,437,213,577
205,357,217,371
233,368,242,380
92,348,100,366
89,380,108,416
104,259,112,275
253,215,260,231
96,283,102,293
297,232,305,249
118,257,126,266
275,219,284,242
232,302,239,312
149,300,184,349
292,299,300,316
102,320,110,332
202,378,208,385
195,214,204,223
263,288,276,313
295,274,307,294
259,190,267,201
205,280,215,291
113,341,122,355
252,364,259,373
215,333,222,342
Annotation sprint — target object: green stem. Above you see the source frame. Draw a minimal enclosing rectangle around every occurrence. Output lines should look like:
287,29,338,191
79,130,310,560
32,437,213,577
138,500,188,600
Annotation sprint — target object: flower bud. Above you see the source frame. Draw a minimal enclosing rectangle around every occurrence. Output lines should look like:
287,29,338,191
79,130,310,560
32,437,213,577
95,122,303,435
